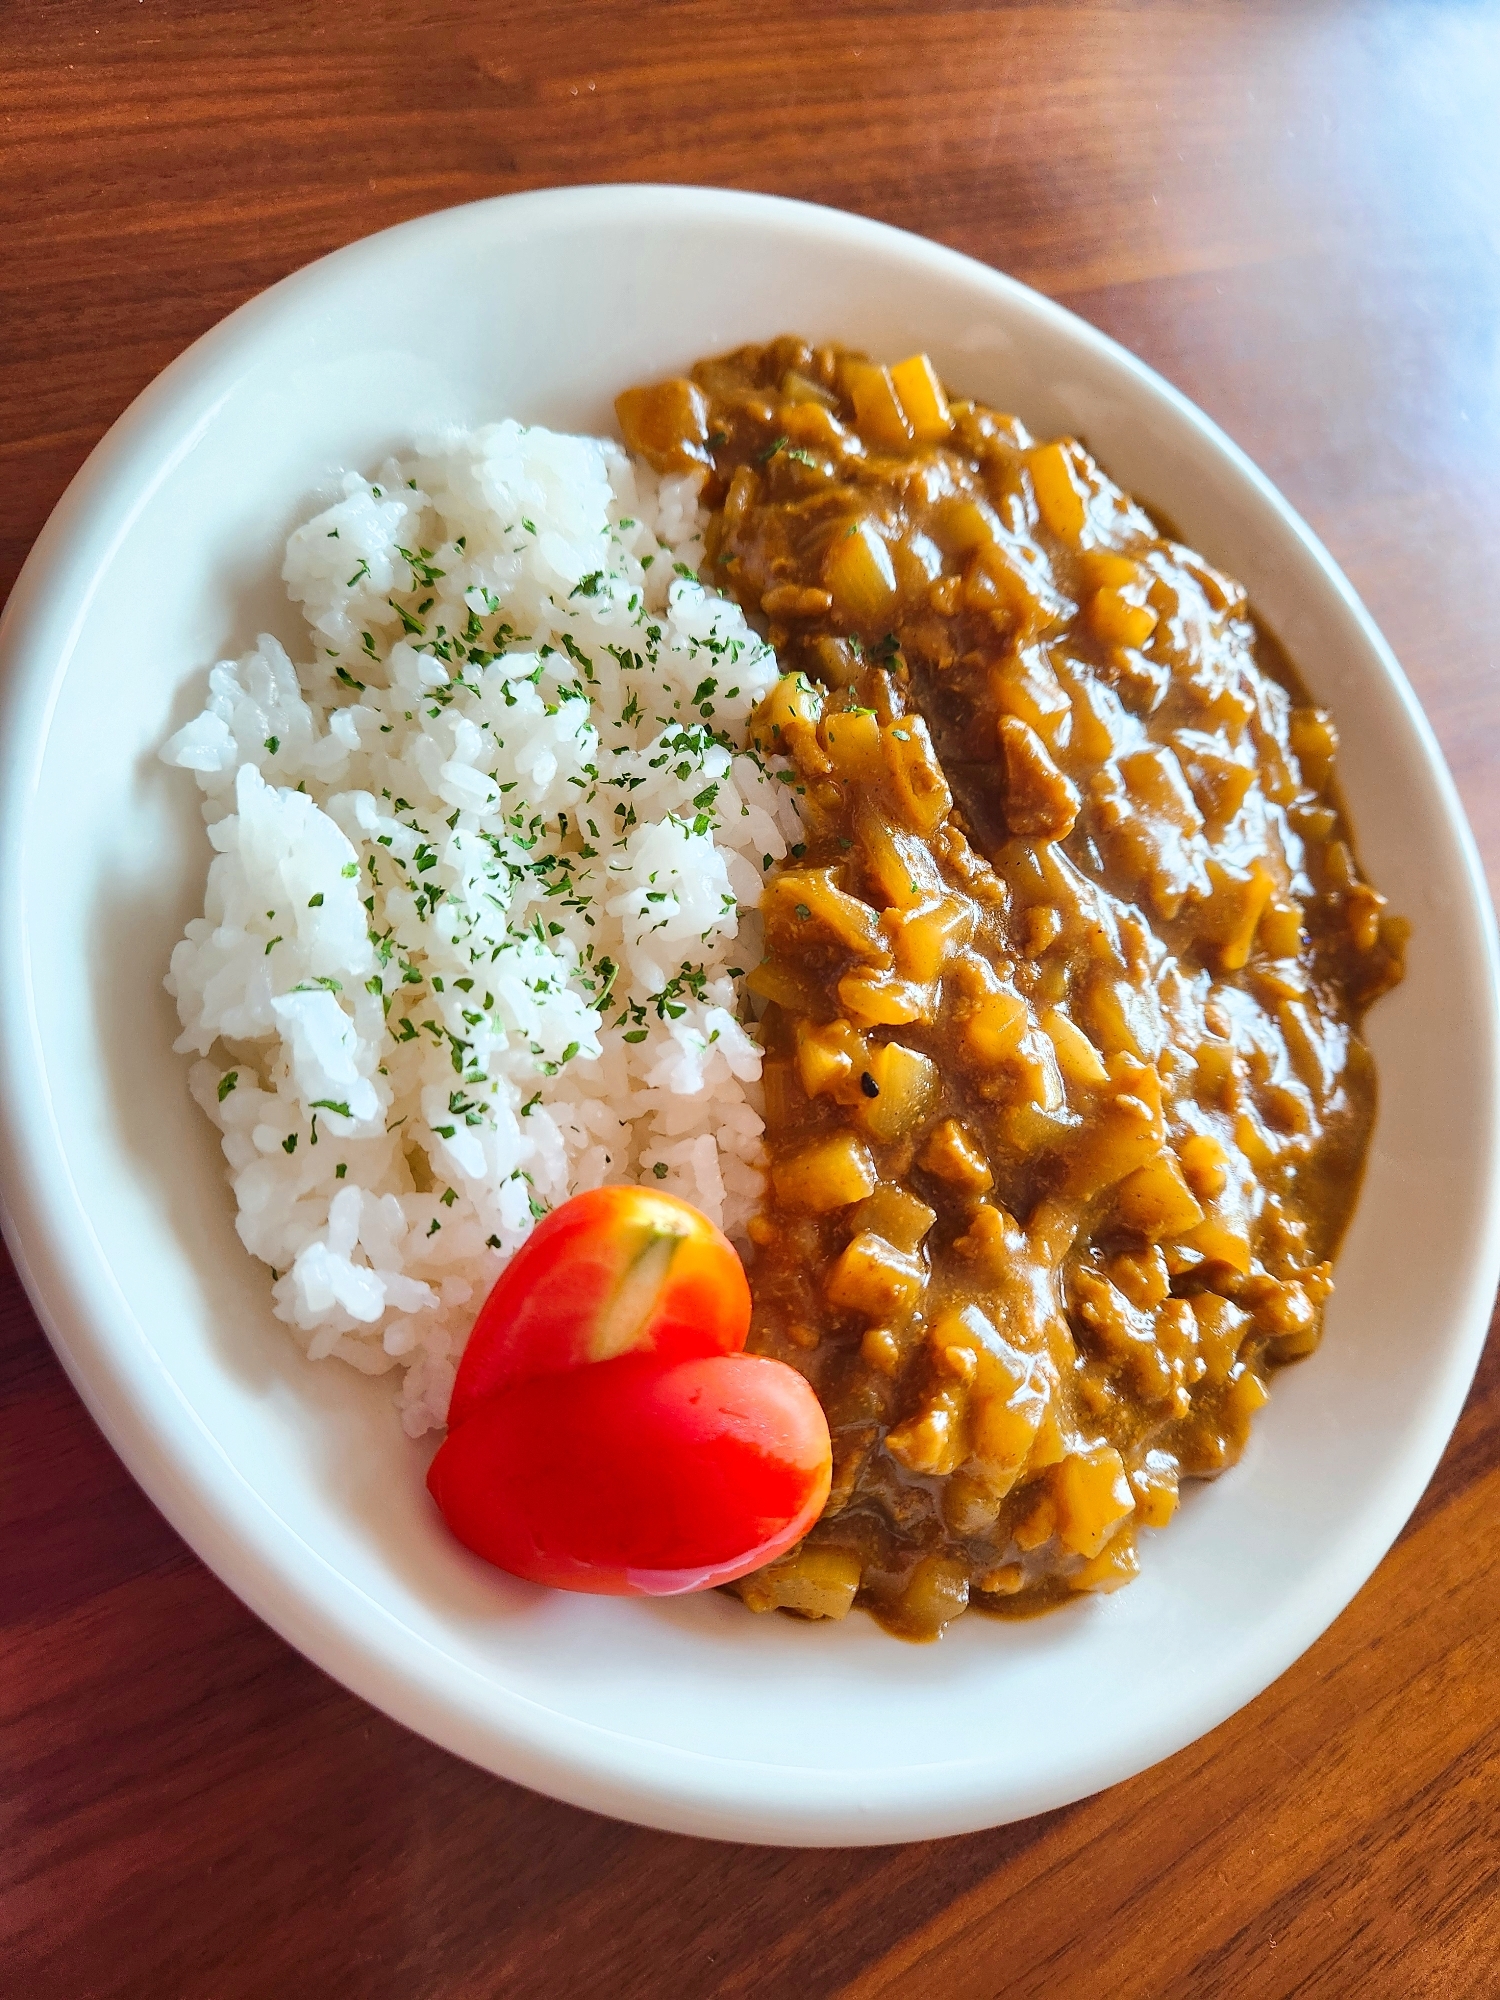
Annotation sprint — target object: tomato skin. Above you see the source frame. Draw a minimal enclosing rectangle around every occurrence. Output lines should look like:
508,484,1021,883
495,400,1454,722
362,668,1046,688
448,1187,751,1430
428,1352,832,1595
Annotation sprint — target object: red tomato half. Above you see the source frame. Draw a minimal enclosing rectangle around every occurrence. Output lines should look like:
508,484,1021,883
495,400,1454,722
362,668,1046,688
428,1351,832,1595
448,1186,750,1428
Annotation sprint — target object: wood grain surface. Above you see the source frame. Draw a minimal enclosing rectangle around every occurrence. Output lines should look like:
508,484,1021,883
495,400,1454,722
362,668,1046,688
4,3,1500,1994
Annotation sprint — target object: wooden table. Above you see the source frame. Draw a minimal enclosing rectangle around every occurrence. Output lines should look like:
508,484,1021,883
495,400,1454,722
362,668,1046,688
4,4,1499,1993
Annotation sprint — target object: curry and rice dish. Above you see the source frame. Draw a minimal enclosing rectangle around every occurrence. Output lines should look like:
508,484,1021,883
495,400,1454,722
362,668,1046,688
621,339,1405,1639
163,332,1402,1640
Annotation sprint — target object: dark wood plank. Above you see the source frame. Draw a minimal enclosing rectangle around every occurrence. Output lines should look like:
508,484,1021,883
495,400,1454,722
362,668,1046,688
3,3,1499,1995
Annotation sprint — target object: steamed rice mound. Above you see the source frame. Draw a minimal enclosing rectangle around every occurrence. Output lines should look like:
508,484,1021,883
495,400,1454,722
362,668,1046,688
163,421,799,1434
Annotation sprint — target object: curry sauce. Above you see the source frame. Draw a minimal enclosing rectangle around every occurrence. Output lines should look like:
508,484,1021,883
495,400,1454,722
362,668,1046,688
618,338,1405,1639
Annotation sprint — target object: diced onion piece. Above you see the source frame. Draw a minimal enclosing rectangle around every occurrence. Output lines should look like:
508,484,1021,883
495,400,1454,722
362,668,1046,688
850,1185,936,1254
1130,1452,1181,1529
884,895,974,982
1042,1008,1110,1089
825,1231,928,1317
1051,1445,1135,1558
881,716,952,835
780,369,839,410
614,378,712,473
774,868,886,957
1078,548,1142,590
853,1041,939,1142
1029,440,1089,542
1259,897,1305,958
794,1017,866,1100
1068,1529,1141,1594
1112,1154,1206,1241
1178,1132,1230,1201
825,519,898,621
855,805,946,909
1200,857,1276,971
771,1132,878,1213
757,670,823,735
1289,705,1339,791
821,706,886,785
745,958,825,1014
891,1553,971,1634
737,1544,862,1618
990,647,1074,747
838,967,933,1027
1234,1109,1277,1171
889,353,952,442
965,987,1028,1064
1225,1366,1271,1422
1191,1293,1252,1380
1087,586,1159,650
970,1367,1048,1490
1187,1210,1253,1275
1065,1089,1164,1199
844,361,914,447
932,495,1003,556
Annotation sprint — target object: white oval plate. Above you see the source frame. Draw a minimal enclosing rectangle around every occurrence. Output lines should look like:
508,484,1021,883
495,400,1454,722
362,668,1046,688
1,186,1496,1846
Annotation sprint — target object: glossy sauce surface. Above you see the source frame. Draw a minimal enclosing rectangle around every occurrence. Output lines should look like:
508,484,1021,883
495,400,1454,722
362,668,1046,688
619,337,1405,1638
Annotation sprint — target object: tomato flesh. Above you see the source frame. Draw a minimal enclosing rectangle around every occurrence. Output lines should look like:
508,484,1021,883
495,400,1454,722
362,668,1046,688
448,1186,750,1430
427,1352,832,1595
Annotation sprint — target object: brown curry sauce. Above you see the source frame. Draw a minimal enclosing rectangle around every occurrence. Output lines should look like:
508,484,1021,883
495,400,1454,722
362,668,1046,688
619,337,1405,1639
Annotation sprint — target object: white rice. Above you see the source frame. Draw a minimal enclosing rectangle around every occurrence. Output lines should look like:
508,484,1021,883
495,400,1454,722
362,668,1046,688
162,421,800,1434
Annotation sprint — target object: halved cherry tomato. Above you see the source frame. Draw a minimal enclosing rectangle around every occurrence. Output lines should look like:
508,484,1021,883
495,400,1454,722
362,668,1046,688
448,1186,750,1429
427,1351,832,1595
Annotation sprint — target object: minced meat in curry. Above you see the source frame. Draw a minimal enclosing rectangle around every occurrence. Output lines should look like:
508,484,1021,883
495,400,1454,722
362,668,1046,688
618,338,1405,1639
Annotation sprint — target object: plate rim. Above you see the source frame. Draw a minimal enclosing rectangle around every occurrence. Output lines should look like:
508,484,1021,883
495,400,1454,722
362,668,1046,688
2,181,1497,1845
